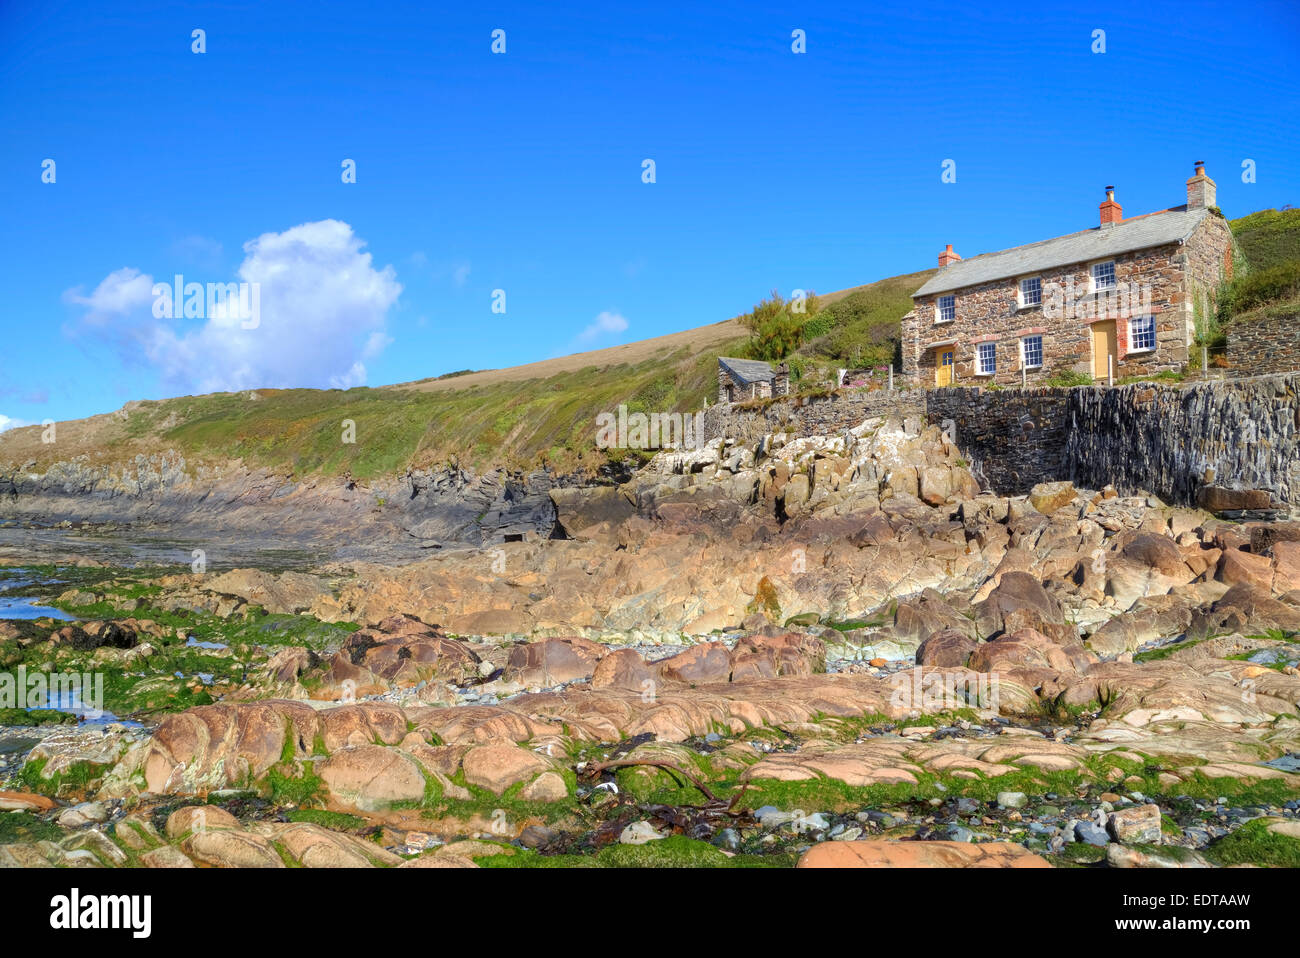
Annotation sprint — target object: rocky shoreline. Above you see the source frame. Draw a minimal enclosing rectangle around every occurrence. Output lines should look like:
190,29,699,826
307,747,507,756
2,411,1300,868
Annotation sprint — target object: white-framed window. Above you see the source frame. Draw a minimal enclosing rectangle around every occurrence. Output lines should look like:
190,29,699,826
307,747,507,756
976,341,997,376
1020,334,1043,368
1019,277,1042,308
1129,315,1156,353
1091,261,1116,291
936,295,955,324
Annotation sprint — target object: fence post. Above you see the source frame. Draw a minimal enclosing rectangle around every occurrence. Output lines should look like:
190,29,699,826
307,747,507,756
1202,345,1208,377
1107,354,1114,387
1021,366,1026,389
889,366,894,391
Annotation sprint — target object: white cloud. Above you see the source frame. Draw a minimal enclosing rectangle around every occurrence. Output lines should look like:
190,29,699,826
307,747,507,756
0,415,32,433
576,310,629,344
67,220,402,394
63,267,155,325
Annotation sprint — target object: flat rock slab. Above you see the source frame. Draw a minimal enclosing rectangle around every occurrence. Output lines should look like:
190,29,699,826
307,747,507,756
798,840,1051,868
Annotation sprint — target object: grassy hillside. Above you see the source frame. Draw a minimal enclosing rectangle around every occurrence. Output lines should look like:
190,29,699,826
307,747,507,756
4,208,1289,481
126,345,733,478
730,269,935,387
1229,208,1300,272
1219,208,1300,331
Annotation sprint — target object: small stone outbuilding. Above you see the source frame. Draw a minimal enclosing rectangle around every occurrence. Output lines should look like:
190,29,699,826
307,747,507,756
717,357,789,404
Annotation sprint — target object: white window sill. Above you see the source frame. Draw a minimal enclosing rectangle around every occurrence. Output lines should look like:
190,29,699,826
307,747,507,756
974,371,996,378
1021,364,1043,371
934,319,954,326
1126,347,1155,355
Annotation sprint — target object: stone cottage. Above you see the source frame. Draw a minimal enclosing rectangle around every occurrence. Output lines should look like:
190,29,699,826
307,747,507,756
717,357,789,403
901,163,1233,387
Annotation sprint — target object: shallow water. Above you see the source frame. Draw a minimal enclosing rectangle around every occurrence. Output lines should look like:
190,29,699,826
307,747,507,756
0,596,74,620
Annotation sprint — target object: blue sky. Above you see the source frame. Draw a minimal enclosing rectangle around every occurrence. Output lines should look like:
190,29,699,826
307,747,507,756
1,0,1297,428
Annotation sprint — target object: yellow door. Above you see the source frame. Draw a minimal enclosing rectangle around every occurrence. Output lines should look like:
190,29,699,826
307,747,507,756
935,349,954,386
1091,321,1116,379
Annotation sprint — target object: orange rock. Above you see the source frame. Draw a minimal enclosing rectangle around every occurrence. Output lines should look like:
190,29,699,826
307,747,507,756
1217,549,1273,592
798,840,1050,868
0,790,57,812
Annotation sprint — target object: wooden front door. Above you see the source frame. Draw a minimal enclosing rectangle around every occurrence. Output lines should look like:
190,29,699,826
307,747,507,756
1091,321,1116,379
935,349,954,386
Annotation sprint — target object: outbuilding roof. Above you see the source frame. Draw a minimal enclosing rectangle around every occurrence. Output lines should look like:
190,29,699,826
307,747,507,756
912,206,1210,298
717,356,775,385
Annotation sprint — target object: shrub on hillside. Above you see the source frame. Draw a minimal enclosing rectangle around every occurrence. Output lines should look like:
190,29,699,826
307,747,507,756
1043,369,1094,387
1218,259,1300,323
1229,208,1300,273
739,290,821,362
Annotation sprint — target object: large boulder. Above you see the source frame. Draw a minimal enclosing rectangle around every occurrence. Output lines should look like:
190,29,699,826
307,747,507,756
729,632,826,680
1191,582,1300,638
658,643,732,684
204,569,332,615
1028,481,1077,516
916,629,978,668
1121,532,1192,579
318,746,427,811
975,572,1072,642
590,649,657,692
968,628,1092,675
892,589,977,644
503,636,607,687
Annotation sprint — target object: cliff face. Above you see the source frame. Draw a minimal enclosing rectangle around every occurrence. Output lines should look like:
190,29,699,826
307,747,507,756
0,453,563,561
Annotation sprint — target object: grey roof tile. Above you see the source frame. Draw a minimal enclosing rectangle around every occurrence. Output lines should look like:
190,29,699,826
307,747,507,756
717,356,775,384
912,207,1209,298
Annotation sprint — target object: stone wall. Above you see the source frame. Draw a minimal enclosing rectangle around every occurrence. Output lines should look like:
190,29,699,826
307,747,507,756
924,376,1300,511
704,388,923,444
923,388,1074,494
1066,375,1300,511
1226,311,1300,377
703,373,1300,513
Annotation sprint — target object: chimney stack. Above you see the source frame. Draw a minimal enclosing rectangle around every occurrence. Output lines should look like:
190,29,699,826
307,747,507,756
1099,186,1123,226
938,243,961,267
1186,161,1216,210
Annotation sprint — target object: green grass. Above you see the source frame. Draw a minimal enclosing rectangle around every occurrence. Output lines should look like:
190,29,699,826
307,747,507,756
1042,369,1095,388
0,810,63,844
1206,818,1300,867
1219,208,1300,335
1229,208,1300,274
112,343,734,478
17,757,105,798
0,708,77,726
474,835,796,868
285,809,370,831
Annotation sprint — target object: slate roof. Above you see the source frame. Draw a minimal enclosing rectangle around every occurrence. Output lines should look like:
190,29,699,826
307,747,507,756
913,207,1210,298
717,356,775,385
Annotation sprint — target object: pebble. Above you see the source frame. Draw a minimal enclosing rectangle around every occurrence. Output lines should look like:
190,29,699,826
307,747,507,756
997,791,1027,809
619,821,665,845
946,825,975,842
57,802,108,828
1074,820,1110,846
